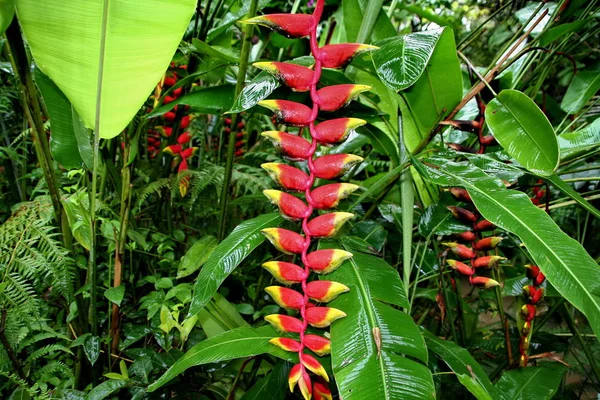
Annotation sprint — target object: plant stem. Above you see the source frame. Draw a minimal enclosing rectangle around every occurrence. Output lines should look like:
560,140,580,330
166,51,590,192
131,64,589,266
356,0,384,44
217,0,259,240
399,115,415,307
562,303,600,386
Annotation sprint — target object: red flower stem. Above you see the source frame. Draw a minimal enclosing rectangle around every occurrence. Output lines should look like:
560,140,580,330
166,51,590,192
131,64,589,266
298,0,324,376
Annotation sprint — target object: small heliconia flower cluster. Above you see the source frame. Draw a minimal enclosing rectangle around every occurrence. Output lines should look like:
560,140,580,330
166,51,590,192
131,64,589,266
243,1,376,398
530,179,546,206
443,187,504,289
223,117,247,157
519,264,545,367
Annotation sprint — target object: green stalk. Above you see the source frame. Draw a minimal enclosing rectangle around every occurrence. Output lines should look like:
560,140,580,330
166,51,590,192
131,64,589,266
562,303,600,386
399,117,415,307
217,0,259,240
356,0,384,44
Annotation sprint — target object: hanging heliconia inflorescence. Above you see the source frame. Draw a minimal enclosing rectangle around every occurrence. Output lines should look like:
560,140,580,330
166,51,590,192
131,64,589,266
243,1,376,398
519,264,545,366
443,187,503,289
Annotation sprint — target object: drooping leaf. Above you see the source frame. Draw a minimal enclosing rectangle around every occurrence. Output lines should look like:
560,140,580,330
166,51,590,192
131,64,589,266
104,285,125,307
560,63,600,115
16,0,196,139
147,325,295,392
85,379,127,400
495,363,567,400
148,84,235,118
373,28,445,91
557,117,600,161
322,242,434,400
177,235,218,279
198,293,248,338
0,0,14,35
413,156,600,338
422,329,496,398
485,89,559,176
188,213,283,317
241,361,291,400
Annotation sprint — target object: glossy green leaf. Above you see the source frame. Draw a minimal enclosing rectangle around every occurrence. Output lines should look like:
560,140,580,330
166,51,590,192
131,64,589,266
86,379,127,400
546,173,600,219
84,335,100,366
418,202,470,238
104,286,125,307
188,213,283,317
373,29,445,91
198,293,248,338
539,19,590,46
241,361,290,400
486,89,559,176
228,72,279,114
557,117,600,161
495,363,567,400
322,242,434,400
16,0,195,139
191,38,239,63
148,84,235,118
350,221,387,252
206,0,271,43
560,63,600,115
147,325,294,392
502,275,559,297
413,156,600,338
62,191,92,251
177,235,218,279
0,0,14,35
422,329,496,398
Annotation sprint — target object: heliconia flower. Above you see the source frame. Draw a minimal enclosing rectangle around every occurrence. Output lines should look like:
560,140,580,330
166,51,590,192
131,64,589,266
306,212,354,238
447,206,478,223
442,242,476,259
261,163,310,191
306,249,353,274
313,378,333,400
534,272,546,286
263,190,308,220
269,337,302,352
261,228,305,254
310,183,359,209
242,14,314,38
473,236,503,251
265,286,305,309
447,187,472,202
480,135,498,146
303,334,331,356
469,276,500,288
164,111,176,122
164,144,182,155
178,162,190,197
446,259,474,276
456,231,476,242
519,335,530,353
536,189,546,200
164,76,177,87
181,147,198,159
288,364,312,400
525,264,541,280
473,219,496,231
313,154,363,180
259,100,313,126
316,84,371,112
306,307,346,328
318,43,378,68
178,159,188,174
156,126,173,137
314,118,366,144
163,95,177,104
521,304,536,322
177,131,192,145
472,255,506,268
262,261,307,285
265,314,304,333
523,285,544,304
300,353,329,381
261,131,311,160
306,281,350,302
180,115,192,130
254,62,314,92
521,320,532,336
519,354,528,367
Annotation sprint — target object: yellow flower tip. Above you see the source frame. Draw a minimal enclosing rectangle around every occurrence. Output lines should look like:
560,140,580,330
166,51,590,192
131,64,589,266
351,84,372,96
346,118,368,130
263,189,282,203
261,162,280,173
345,154,364,164
253,61,276,72
260,131,281,140
258,100,280,111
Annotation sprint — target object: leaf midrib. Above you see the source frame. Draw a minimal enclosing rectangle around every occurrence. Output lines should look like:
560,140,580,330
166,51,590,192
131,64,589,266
502,367,544,400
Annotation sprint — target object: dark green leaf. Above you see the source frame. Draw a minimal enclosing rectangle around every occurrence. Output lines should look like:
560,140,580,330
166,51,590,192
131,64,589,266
147,84,235,118
486,90,559,176
557,117,600,161
228,72,279,114
0,0,14,36
188,213,283,317
191,38,239,63
177,235,218,279
241,361,291,400
560,63,600,115
198,293,248,338
104,286,125,307
546,173,600,219
86,379,127,400
350,221,387,252
84,335,100,366
456,374,494,400
418,202,470,238
539,20,590,46
495,363,567,400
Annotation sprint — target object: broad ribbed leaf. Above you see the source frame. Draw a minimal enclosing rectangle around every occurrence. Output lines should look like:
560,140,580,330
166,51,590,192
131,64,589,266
486,90,559,176
560,63,600,115
558,117,600,161
418,202,470,238
0,0,15,35
147,325,294,392
148,84,235,118
373,29,444,91
495,363,567,400
16,0,195,139
241,361,290,400
343,0,396,42
456,374,494,400
413,156,600,338
422,329,496,398
228,72,279,114
323,243,434,400
187,213,283,317
177,235,218,279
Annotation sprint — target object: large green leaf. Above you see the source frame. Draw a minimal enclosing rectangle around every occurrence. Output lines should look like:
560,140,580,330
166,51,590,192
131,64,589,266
187,213,283,317
343,0,396,43
86,379,127,400
147,325,294,392
398,29,462,152
485,89,559,176
177,235,218,279
560,63,600,115
323,242,434,400
241,361,290,400
418,202,470,238
495,363,567,400
557,117,600,161
228,72,279,114
147,84,235,118
422,329,496,398
0,0,15,35
16,0,195,139
373,29,445,91
413,156,600,338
